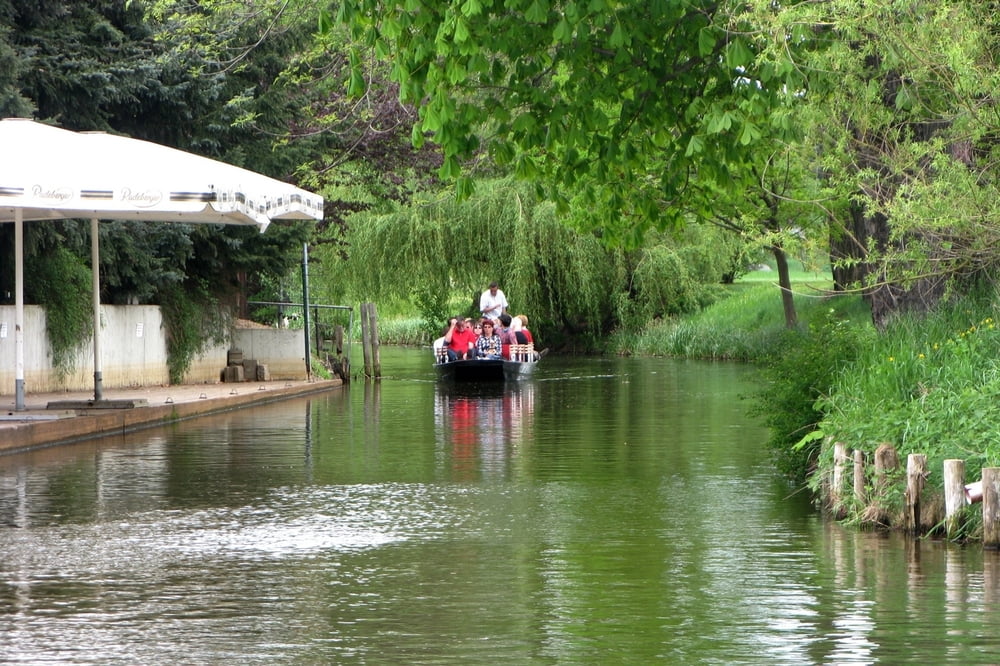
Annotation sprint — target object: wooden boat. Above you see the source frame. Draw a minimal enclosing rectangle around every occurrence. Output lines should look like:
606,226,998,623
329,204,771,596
433,343,546,382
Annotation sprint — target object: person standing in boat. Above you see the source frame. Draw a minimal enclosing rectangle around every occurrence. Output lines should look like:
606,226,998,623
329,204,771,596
479,282,508,322
475,319,503,359
444,316,477,361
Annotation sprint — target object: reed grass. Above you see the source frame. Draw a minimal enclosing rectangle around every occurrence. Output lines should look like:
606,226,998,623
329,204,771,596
353,316,432,346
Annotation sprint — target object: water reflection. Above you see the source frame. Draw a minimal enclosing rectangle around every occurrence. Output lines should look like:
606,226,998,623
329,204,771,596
812,521,1000,664
434,382,535,480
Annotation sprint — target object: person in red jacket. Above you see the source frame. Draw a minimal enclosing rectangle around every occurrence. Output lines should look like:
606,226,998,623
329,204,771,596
444,316,478,361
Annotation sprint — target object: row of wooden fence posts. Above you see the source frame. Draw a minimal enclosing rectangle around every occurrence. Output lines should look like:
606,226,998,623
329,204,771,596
359,302,381,379
830,441,1000,548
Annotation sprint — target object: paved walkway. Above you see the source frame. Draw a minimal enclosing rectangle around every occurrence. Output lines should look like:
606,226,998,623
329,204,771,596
0,378,344,454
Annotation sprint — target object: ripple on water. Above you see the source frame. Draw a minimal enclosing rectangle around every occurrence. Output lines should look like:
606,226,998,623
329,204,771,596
1,482,497,574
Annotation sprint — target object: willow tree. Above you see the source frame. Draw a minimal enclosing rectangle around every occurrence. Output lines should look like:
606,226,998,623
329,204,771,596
320,176,744,345
323,179,621,344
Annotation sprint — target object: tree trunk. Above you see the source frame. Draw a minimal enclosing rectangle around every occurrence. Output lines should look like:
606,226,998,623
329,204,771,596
830,202,945,330
772,244,797,329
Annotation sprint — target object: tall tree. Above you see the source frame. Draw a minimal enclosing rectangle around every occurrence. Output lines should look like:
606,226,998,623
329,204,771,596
0,0,322,309
333,0,795,245
743,0,1000,325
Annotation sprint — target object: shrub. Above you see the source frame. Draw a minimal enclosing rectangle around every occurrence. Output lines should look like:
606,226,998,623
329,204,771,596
749,309,869,481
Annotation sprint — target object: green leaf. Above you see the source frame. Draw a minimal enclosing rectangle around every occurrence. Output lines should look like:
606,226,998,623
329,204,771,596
348,68,366,97
684,134,704,157
461,0,483,17
382,16,402,39
698,27,716,57
793,430,825,451
319,7,334,34
423,103,442,132
512,112,537,134
706,111,732,134
411,124,426,149
609,21,626,48
440,155,461,179
446,58,468,84
738,121,761,145
526,0,548,23
554,16,572,43
894,85,913,111
347,50,366,97
515,154,539,179
454,17,470,43
455,175,475,199
725,38,753,70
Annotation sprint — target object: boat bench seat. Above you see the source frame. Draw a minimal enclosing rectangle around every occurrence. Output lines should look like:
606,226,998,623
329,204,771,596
509,343,535,362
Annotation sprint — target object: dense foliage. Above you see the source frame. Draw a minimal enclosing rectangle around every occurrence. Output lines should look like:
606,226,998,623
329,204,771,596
749,309,868,481
0,0,320,360
335,0,792,246
0,0,421,372
26,246,93,377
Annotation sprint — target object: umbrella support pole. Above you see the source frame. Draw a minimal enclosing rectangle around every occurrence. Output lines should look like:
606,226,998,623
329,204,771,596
14,208,24,411
91,218,103,402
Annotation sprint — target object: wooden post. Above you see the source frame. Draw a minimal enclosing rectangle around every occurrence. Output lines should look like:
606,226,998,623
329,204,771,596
367,301,381,378
334,324,344,356
853,449,866,505
360,302,373,377
872,443,899,526
983,468,1000,549
832,442,848,518
943,459,966,540
905,454,927,534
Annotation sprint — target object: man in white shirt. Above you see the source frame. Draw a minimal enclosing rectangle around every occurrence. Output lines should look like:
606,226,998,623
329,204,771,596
480,282,508,321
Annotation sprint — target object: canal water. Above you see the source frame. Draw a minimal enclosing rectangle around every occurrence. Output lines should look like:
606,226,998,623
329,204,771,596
2,348,999,664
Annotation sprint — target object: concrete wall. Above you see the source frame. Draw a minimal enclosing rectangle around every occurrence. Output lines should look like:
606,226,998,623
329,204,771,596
0,305,306,395
233,327,308,379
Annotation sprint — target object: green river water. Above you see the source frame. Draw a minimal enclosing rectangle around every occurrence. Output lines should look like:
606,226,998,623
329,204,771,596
1,348,998,664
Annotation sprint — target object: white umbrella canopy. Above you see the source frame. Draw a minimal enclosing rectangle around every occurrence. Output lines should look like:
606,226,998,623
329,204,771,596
0,118,325,409
0,117,324,228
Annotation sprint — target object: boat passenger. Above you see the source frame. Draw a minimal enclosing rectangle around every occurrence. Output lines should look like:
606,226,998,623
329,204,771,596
432,336,447,362
444,315,477,361
509,314,531,344
497,313,516,359
515,314,534,344
475,320,503,359
432,318,456,362
513,314,540,360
